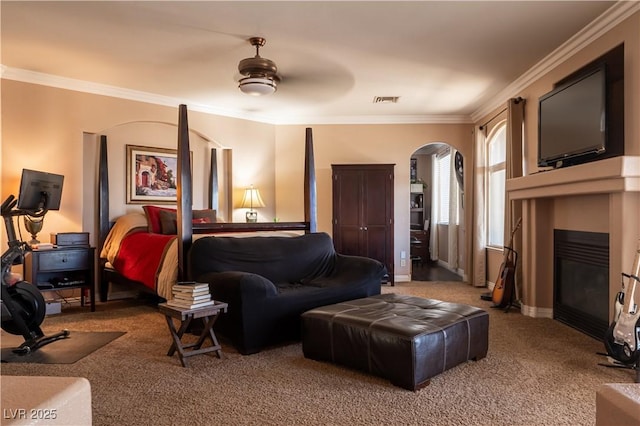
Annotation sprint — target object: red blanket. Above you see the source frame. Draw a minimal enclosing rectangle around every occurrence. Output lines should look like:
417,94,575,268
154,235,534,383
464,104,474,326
112,231,175,291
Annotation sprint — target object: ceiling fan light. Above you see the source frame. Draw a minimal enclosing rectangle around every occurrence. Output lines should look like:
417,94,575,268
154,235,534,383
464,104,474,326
239,76,277,96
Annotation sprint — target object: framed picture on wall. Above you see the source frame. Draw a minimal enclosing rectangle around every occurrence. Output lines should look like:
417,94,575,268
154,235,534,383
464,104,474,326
126,145,179,204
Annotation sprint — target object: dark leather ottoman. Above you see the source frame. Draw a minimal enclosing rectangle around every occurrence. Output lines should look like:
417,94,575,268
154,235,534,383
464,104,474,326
301,293,489,390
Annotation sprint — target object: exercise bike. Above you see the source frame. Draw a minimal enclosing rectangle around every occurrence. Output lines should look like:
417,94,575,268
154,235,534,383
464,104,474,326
1,193,69,355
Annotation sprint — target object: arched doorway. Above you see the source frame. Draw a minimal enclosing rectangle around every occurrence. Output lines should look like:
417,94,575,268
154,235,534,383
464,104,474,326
410,143,464,282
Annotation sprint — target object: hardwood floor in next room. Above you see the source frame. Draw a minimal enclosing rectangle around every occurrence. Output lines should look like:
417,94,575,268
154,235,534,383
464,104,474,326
411,263,463,282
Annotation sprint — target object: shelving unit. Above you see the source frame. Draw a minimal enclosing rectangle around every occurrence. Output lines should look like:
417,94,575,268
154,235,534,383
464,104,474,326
410,156,433,267
410,183,424,230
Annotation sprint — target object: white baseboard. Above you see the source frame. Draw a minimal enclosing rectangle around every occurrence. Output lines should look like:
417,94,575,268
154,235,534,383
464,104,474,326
482,283,553,318
395,274,411,283
474,278,554,318
457,268,466,281
521,304,553,318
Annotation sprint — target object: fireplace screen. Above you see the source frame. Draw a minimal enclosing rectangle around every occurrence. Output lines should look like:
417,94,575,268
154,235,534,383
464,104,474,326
554,229,609,340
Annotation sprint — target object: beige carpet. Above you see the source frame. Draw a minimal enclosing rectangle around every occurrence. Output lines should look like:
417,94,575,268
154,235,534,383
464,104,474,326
0,281,632,425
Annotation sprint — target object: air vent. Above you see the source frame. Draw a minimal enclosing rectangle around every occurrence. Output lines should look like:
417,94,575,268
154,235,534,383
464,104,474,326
373,96,399,104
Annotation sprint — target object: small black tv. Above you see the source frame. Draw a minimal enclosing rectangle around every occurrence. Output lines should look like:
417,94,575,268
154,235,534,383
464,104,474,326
538,64,607,169
17,169,64,212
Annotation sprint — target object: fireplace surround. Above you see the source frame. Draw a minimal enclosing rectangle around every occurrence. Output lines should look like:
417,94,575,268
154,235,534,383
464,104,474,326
506,155,639,332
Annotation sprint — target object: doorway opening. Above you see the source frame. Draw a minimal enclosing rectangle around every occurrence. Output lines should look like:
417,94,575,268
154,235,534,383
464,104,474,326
410,143,464,282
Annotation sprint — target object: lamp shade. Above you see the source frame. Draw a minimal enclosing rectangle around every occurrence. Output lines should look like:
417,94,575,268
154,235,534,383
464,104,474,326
238,77,277,96
240,187,266,210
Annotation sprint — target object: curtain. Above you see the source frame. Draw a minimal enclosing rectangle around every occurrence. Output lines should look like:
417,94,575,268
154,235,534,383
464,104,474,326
448,148,459,271
472,127,487,287
504,97,525,300
430,155,439,261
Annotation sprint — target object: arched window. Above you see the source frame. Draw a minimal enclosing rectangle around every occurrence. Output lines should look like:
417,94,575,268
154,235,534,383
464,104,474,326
487,123,506,247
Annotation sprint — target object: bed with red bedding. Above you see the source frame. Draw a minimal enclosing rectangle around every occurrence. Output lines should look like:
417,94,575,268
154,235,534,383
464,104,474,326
100,212,177,300
98,105,317,302
100,211,305,301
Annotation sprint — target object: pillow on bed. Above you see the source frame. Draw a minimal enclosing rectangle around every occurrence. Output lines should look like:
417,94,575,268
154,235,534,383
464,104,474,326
194,209,217,223
158,209,217,235
142,206,176,234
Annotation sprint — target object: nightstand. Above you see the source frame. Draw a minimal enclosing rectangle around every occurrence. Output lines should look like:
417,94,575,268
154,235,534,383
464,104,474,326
24,246,96,312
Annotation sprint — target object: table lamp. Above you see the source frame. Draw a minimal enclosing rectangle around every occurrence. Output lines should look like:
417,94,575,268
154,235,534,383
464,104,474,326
240,186,265,222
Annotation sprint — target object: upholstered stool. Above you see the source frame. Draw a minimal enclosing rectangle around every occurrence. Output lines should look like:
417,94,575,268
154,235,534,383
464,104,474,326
301,293,489,390
596,383,640,425
0,376,92,425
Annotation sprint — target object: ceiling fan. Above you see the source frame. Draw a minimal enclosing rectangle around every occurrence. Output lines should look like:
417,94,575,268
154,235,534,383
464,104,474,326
237,37,280,96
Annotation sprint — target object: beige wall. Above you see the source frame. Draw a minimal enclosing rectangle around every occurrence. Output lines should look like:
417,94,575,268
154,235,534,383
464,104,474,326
1,80,473,280
1,81,276,249
275,124,473,279
475,11,640,313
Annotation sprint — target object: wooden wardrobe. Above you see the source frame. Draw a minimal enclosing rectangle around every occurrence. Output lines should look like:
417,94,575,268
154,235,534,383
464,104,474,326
332,164,394,285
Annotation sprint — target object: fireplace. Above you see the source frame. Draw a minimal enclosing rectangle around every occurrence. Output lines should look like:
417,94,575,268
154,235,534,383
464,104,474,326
554,229,609,340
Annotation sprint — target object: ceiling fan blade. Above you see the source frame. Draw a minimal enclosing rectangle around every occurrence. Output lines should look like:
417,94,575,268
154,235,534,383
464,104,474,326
275,59,354,103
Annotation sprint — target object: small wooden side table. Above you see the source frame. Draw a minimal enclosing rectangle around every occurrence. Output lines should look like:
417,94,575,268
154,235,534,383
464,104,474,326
157,301,228,367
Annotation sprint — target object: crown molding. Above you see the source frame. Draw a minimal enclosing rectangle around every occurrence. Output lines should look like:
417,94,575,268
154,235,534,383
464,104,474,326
270,114,474,125
470,1,639,123
1,66,473,125
0,66,280,124
2,1,636,126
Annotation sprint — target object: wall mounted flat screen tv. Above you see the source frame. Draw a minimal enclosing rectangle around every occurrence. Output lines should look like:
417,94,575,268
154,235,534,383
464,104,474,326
17,169,64,212
538,65,606,169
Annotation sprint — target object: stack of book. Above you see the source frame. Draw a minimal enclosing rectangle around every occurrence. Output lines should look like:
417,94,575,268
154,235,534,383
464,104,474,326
167,282,214,310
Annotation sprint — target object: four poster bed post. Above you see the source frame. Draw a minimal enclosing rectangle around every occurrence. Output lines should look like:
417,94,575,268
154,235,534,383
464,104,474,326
97,104,317,299
176,104,192,281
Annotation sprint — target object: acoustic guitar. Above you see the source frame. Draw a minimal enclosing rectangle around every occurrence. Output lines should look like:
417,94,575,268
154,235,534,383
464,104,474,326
492,217,521,308
604,240,640,365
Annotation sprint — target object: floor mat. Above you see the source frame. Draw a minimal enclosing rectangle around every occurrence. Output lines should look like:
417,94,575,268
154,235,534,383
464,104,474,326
1,330,125,364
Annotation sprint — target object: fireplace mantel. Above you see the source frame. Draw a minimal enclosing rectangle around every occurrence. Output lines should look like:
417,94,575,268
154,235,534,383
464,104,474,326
507,156,640,200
